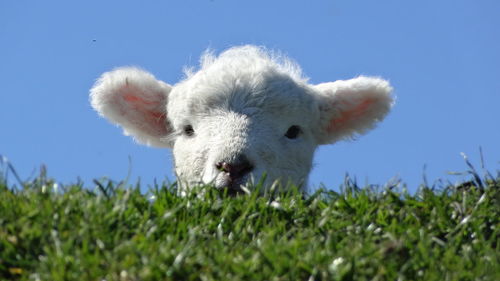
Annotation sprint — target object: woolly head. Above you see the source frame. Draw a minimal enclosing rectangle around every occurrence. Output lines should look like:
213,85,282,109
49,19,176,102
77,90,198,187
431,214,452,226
90,46,393,193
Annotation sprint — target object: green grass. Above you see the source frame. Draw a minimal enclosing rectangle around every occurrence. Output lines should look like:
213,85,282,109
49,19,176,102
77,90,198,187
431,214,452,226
0,171,498,280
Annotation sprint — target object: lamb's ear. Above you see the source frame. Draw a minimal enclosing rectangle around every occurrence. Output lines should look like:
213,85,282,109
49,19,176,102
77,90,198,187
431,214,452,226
314,76,393,144
90,67,173,148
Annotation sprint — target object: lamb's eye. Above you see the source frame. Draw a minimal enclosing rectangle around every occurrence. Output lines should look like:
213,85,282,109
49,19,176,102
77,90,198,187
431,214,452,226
285,125,301,139
183,125,194,137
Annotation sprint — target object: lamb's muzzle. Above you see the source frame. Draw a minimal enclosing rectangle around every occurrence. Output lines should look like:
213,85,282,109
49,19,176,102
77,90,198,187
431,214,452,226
215,154,254,192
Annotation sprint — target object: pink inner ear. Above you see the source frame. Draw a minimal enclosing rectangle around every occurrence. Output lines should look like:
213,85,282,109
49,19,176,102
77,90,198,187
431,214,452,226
124,94,157,105
143,111,167,134
327,98,374,133
122,92,168,136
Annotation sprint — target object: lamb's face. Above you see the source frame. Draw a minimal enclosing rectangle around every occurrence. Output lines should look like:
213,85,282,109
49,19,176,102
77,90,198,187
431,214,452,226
168,70,319,192
90,45,393,193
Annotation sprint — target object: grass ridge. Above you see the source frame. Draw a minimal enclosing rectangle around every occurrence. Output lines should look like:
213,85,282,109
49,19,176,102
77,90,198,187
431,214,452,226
0,169,499,280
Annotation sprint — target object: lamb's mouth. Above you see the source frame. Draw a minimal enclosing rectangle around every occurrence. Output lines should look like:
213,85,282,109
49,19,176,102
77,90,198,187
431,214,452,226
218,177,249,196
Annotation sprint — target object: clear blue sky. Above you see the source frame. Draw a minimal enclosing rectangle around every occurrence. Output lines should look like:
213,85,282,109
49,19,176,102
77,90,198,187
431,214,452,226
1,0,499,192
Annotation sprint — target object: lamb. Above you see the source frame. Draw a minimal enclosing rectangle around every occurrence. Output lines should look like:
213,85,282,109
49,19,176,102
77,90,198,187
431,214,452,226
90,45,393,194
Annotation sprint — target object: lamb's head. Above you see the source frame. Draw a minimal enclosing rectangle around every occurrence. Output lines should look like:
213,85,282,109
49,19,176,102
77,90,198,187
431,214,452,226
90,46,393,193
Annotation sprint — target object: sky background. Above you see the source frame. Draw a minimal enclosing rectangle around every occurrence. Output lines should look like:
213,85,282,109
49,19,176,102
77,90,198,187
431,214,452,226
1,0,499,193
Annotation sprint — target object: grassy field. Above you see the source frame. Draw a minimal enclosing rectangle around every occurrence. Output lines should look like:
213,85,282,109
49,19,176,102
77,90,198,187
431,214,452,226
0,168,498,280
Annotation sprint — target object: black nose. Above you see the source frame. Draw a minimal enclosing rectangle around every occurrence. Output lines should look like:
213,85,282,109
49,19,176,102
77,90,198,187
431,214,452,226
215,155,254,182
